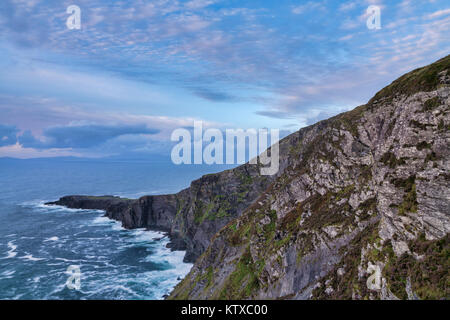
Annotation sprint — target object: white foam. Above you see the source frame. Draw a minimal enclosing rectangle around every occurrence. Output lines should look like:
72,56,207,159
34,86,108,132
133,233,193,299
20,254,45,261
86,219,193,299
111,223,125,231
92,215,113,225
0,269,16,278
92,214,125,231
22,200,105,214
129,229,166,243
3,241,17,259
17,202,193,299
44,236,59,242
54,257,79,263
104,284,138,296
138,259,193,299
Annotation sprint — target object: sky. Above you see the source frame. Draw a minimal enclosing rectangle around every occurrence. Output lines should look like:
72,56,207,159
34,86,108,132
0,0,449,159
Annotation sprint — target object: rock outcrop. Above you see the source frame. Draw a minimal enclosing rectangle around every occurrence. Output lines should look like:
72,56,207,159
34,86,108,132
46,196,135,211
47,163,276,261
48,55,450,299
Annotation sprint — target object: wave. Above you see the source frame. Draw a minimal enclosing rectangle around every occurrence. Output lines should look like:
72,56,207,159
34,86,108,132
89,214,192,298
54,257,86,263
129,229,167,243
6,196,192,300
0,269,16,279
3,241,17,259
44,236,59,242
92,214,125,231
21,200,105,214
20,254,45,262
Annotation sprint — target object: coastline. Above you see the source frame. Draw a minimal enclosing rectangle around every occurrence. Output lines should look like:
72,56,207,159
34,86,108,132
45,196,189,253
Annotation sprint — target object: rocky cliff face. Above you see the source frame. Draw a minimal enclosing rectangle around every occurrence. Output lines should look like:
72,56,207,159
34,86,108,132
47,163,276,262
168,55,450,300
49,55,450,300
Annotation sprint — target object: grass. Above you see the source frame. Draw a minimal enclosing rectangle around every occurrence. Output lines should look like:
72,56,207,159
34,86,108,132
218,246,260,299
369,55,450,104
194,195,232,224
383,234,449,300
416,141,432,151
311,222,381,300
380,151,406,168
422,96,441,112
392,176,418,216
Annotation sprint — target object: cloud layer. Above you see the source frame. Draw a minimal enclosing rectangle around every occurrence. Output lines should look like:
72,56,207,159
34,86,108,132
0,124,19,147
18,123,159,149
0,0,449,158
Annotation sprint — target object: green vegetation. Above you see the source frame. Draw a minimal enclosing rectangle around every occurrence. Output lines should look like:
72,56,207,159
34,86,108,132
392,176,418,216
422,96,441,112
194,195,232,224
410,120,431,130
229,218,253,246
380,151,406,168
232,170,257,204
358,165,373,184
416,141,432,151
218,247,260,299
175,199,185,218
273,232,292,250
289,139,303,156
369,55,450,104
358,197,377,220
280,184,368,239
194,201,215,224
425,151,438,163
312,222,381,300
312,227,449,300
239,172,253,185
261,210,277,245
383,234,449,300
228,222,237,232
300,187,355,230
205,266,214,288
334,104,367,137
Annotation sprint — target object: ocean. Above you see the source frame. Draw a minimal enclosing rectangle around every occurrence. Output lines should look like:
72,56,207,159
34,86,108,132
0,158,232,300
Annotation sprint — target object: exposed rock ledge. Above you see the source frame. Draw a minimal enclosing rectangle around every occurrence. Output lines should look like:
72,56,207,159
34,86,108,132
46,195,187,252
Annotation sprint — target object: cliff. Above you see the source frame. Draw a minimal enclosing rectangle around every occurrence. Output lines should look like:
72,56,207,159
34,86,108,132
48,55,450,299
169,55,450,300
47,163,276,261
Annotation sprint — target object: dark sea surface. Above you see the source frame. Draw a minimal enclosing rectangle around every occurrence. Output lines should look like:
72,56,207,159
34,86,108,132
0,158,233,299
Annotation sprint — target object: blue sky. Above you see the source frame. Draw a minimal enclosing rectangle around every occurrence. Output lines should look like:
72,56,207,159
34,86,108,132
0,0,449,159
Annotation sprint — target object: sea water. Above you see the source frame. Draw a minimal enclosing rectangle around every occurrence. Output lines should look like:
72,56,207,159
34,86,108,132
0,158,232,299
